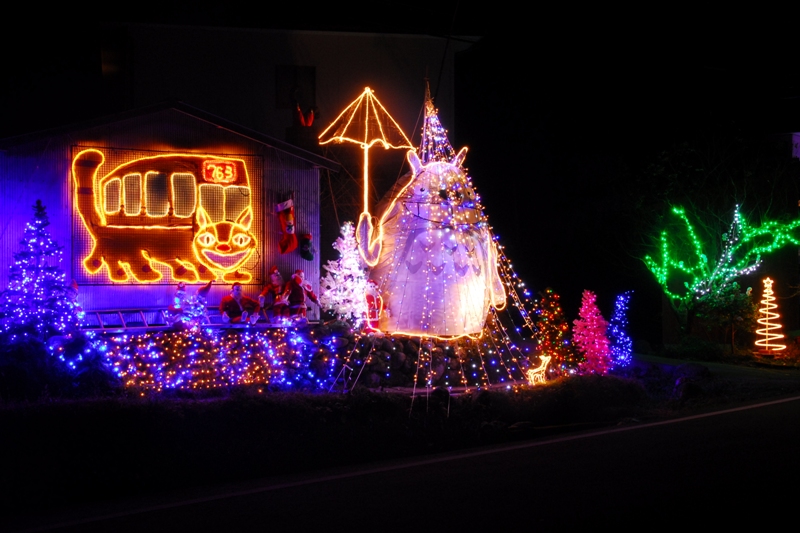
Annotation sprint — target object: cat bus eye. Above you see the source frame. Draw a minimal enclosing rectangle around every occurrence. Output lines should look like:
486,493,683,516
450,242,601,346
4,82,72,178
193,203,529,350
197,232,217,247
232,234,251,247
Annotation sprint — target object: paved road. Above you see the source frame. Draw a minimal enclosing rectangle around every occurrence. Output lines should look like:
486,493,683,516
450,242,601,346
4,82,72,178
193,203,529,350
10,395,800,532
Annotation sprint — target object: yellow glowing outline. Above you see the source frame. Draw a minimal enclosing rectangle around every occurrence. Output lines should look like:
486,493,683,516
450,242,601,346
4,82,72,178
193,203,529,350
103,178,122,214
146,256,206,284
197,183,252,223
90,150,251,225
202,160,238,184
526,355,551,385
171,173,197,218
144,171,170,217
72,148,257,284
105,225,193,229
118,259,162,282
318,87,412,150
390,330,483,342
192,205,256,279
123,173,142,215
320,87,413,214
755,277,786,352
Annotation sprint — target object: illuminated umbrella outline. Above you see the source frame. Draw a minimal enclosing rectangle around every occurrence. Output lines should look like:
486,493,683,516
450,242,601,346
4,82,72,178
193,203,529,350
319,87,413,215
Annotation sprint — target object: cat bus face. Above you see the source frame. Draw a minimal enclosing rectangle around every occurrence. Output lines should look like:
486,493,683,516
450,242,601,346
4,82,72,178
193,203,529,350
73,149,258,283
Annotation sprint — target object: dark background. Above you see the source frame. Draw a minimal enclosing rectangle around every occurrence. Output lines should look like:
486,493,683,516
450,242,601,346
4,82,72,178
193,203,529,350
4,7,800,346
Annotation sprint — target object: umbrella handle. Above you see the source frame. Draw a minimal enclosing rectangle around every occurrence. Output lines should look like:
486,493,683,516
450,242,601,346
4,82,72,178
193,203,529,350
357,211,381,267
363,146,370,214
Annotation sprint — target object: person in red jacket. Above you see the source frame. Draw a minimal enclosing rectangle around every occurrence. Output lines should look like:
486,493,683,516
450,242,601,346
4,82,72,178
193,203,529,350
220,282,261,324
283,270,319,322
259,265,288,323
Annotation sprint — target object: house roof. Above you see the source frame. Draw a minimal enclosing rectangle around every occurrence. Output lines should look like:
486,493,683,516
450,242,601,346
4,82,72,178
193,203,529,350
0,100,340,172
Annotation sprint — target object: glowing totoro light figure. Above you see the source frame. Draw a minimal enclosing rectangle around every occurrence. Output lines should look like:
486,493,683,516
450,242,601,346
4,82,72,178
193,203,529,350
357,148,506,338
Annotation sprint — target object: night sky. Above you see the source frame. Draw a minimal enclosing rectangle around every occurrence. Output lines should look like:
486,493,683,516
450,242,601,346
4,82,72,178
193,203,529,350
4,10,800,345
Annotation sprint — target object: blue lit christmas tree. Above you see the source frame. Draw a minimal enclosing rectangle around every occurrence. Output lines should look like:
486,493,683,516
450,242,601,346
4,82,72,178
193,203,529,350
608,291,633,369
0,200,82,341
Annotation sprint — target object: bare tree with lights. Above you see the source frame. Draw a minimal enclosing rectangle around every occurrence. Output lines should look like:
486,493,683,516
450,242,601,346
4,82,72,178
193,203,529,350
644,205,800,335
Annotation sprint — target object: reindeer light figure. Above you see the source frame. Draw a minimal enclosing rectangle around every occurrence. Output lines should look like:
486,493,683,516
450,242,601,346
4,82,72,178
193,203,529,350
526,355,551,386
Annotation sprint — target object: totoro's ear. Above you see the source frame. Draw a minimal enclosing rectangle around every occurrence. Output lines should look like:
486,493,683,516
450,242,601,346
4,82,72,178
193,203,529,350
236,206,253,228
407,149,422,174
452,146,468,168
197,206,212,227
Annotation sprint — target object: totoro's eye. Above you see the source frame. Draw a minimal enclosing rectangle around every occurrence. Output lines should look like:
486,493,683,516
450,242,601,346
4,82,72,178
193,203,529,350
232,234,251,247
197,232,216,247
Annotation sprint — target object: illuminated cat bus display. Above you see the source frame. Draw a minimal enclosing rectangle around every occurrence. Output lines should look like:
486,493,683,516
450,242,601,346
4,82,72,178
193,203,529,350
72,149,258,283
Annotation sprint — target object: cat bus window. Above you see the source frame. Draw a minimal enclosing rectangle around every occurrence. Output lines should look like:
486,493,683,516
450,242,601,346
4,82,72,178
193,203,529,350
123,173,142,216
104,178,122,214
145,172,169,217
199,184,250,222
171,173,196,218
226,186,251,221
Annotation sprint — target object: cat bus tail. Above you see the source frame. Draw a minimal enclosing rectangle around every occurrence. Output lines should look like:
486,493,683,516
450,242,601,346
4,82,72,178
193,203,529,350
73,149,106,228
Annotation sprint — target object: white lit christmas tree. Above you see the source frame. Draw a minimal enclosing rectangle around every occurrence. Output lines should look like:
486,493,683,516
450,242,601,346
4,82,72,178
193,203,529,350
319,221,369,326
0,200,82,340
573,290,611,375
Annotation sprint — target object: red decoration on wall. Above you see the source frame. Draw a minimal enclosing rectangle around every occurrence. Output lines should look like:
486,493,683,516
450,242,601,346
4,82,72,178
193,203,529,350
276,199,298,254
202,160,238,184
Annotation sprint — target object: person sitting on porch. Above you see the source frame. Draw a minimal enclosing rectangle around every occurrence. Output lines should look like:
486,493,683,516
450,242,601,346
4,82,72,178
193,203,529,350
259,265,289,323
220,282,261,324
282,270,319,323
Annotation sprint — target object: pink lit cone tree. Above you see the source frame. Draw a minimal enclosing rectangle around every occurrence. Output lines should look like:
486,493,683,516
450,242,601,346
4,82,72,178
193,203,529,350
573,290,612,375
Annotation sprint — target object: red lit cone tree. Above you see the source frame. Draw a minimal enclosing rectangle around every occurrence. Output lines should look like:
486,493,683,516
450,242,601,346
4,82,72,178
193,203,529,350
534,288,579,376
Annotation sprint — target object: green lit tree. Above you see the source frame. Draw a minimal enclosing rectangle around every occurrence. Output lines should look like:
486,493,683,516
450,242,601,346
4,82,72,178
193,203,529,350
643,205,800,334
